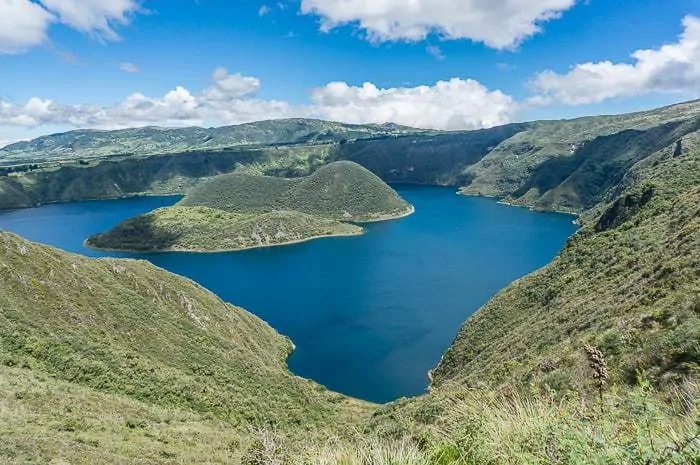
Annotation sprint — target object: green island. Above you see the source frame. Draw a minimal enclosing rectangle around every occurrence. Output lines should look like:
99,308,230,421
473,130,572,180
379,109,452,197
86,207,363,252
86,161,411,252
0,102,699,463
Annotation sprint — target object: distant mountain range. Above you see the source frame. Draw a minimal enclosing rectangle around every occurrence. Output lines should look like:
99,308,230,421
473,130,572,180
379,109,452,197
2,100,700,216
0,118,429,162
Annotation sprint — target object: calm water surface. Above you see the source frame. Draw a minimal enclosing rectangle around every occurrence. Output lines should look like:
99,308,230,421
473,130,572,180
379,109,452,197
0,186,577,403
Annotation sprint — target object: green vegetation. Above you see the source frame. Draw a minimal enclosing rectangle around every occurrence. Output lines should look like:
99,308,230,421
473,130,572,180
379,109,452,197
351,380,699,464
86,161,408,252
179,161,413,222
2,100,699,214
1,364,256,463
0,144,335,211
460,100,700,211
434,131,700,394
331,123,527,185
0,231,372,462
86,206,362,252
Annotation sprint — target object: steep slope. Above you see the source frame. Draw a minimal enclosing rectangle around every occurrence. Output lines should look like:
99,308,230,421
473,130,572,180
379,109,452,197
0,119,425,163
460,100,700,210
0,232,370,462
433,130,700,394
1,365,256,463
179,160,413,222
86,207,363,252
331,123,528,185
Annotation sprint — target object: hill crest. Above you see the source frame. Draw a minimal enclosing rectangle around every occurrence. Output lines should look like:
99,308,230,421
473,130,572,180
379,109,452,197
179,160,414,222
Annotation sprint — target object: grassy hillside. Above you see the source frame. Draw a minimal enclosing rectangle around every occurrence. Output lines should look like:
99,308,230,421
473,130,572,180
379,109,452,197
433,130,700,396
86,206,363,252
460,100,700,211
179,160,413,222
0,119,425,163
1,364,258,464
0,231,371,462
363,380,699,464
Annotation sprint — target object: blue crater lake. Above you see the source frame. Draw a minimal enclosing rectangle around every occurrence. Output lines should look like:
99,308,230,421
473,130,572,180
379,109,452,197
0,186,577,403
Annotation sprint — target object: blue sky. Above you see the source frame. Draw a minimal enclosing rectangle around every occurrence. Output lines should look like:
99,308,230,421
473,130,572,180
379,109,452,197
1,0,700,145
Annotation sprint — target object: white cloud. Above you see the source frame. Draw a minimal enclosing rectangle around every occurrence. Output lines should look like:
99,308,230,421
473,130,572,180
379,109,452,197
39,0,142,41
201,67,261,101
0,97,55,127
0,0,54,54
259,5,270,16
0,69,300,130
299,0,576,49
119,62,139,73
0,70,517,131
426,44,445,60
310,79,516,130
0,0,143,54
531,15,700,105
102,87,201,127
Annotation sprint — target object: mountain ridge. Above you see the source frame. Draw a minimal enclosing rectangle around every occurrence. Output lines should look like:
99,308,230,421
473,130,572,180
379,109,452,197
0,118,430,163
2,100,700,216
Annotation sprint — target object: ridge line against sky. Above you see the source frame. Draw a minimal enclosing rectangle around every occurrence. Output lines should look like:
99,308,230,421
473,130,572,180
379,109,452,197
1,0,700,146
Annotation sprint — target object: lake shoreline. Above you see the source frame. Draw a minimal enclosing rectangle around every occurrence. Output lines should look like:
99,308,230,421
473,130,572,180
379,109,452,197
456,189,580,219
84,205,415,254
353,204,416,223
84,229,366,254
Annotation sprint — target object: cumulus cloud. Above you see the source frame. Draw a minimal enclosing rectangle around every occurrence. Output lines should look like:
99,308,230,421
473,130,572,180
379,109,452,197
310,79,516,130
39,0,142,41
119,62,139,73
531,15,700,105
0,70,516,131
0,68,298,129
201,67,261,101
0,0,143,54
0,0,54,54
300,0,576,49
